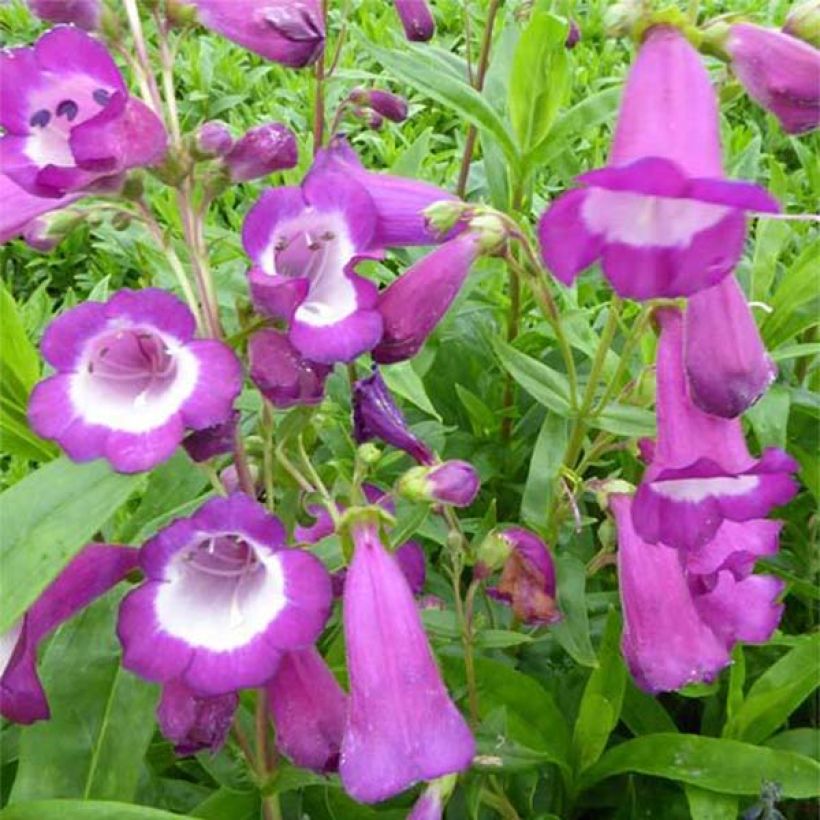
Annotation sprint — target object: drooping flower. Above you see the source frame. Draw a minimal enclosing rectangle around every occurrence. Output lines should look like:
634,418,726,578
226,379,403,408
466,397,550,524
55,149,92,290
156,679,238,756
726,24,820,135
27,0,101,30
249,329,332,408
118,494,332,696
613,494,783,693
28,288,242,473
393,0,435,42
339,517,474,803
182,409,239,463
684,276,776,418
484,528,561,625
372,232,482,364
631,309,798,551
223,122,298,183
266,646,347,773
179,0,325,68
398,459,481,507
1,544,137,724
0,27,166,198
538,25,778,300
352,367,434,464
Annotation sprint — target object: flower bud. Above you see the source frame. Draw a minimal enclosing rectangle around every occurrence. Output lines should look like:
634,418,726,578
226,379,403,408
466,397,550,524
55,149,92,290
183,410,239,463
468,210,508,254
194,120,233,159
423,199,469,236
397,460,480,507
474,530,513,579
23,209,84,252
603,0,643,37
349,88,409,123
565,19,581,49
784,1,820,48
394,0,435,42
224,122,298,183
27,0,100,30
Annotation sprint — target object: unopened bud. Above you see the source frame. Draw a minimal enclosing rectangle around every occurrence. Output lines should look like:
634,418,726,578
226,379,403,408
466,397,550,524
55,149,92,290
565,18,581,48
397,460,480,507
193,120,234,159
604,0,643,37
23,209,84,252
474,529,513,578
423,199,468,236
468,211,508,254
224,123,298,183
349,88,409,122
784,1,820,47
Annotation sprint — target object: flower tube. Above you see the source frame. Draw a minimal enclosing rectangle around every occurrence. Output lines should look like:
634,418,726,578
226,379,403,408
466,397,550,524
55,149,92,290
393,0,435,42
0,27,166,198
339,518,474,803
28,288,242,473
117,494,332,696
538,25,778,299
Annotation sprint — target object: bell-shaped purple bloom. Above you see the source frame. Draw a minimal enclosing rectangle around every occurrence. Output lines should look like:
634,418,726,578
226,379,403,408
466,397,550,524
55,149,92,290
727,24,820,135
398,459,481,507
266,646,347,773
613,494,783,694
393,0,435,42
372,232,482,364
1,544,137,724
27,0,101,30
182,410,239,463
485,528,561,625
249,329,332,408
352,367,434,464
194,120,234,159
538,25,778,300
0,173,81,244
182,0,325,68
28,288,242,474
684,276,777,418
0,27,166,198
243,161,384,365
339,519,474,803
224,122,298,183
157,679,238,756
349,88,409,123
631,309,798,551
117,494,332,696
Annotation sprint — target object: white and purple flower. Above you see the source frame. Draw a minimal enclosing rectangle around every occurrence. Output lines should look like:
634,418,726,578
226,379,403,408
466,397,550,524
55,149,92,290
117,494,333,696
0,27,166,198
538,25,778,300
29,288,242,474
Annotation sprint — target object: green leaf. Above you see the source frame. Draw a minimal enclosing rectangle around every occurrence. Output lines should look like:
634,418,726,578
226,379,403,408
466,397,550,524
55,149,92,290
0,802,185,820
745,384,790,450
11,593,158,803
0,393,57,461
380,360,441,420
491,337,571,415
0,457,141,632
508,12,570,154
592,402,655,438
0,278,40,397
456,383,497,436
723,633,820,744
620,681,678,737
521,414,567,527
765,729,820,762
580,733,820,798
362,40,520,169
572,609,627,773
474,629,534,649
191,788,261,820
684,786,739,820
549,553,597,667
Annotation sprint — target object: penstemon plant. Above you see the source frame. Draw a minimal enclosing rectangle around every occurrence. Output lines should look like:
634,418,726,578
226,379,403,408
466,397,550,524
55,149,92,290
1,0,819,818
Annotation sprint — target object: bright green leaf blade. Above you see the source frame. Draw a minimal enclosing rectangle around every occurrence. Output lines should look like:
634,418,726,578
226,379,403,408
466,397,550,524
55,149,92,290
0,278,40,397
621,680,678,737
684,786,739,820
0,457,141,632
550,553,597,667
381,360,441,420
765,729,820,762
592,402,655,438
191,788,261,820
0,802,186,820
521,413,567,527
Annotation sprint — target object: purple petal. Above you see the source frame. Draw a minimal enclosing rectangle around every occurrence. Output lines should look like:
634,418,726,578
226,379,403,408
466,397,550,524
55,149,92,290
224,122,298,183
183,410,240,463
242,187,307,269
178,339,242,430
685,519,782,580
395,541,426,595
157,679,237,756
393,0,435,42
0,174,82,244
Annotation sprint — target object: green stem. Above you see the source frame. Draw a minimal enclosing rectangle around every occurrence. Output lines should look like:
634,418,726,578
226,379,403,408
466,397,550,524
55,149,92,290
312,0,328,153
121,0,163,116
261,402,276,511
297,434,341,527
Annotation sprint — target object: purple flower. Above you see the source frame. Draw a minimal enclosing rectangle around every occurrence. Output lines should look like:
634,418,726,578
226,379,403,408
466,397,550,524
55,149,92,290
181,0,325,68
249,329,332,408
631,309,798,551
1,544,137,724
182,410,239,463
28,288,242,474
339,519,474,803
352,367,434,464
372,232,482,364
485,528,561,625
194,120,233,158
117,494,332,696
727,24,820,135
538,25,778,300
156,679,238,756
565,19,581,49
266,647,346,773
0,27,166,198
398,459,480,507
684,276,776,418
26,0,101,31
0,174,81,244
349,88,409,123
613,494,783,693
393,0,435,42
224,122,298,183
409,776,457,820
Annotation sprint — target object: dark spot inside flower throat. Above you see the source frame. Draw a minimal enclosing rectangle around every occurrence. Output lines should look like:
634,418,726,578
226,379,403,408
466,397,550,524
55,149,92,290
56,99,79,121
93,88,111,106
29,109,51,128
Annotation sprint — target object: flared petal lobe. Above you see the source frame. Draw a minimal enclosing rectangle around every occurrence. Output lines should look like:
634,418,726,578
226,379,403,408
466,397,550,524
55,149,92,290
340,521,474,803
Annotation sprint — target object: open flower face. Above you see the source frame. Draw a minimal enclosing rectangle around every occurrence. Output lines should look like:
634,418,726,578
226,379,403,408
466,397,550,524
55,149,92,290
28,289,242,473
0,27,166,198
243,168,384,364
118,494,332,696
538,26,778,300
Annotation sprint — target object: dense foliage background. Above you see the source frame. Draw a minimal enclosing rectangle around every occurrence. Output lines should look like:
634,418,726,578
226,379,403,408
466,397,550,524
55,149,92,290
0,0,818,818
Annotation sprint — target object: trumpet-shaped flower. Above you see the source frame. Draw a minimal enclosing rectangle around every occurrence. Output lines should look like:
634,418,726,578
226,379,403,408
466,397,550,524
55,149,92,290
29,288,242,473
538,25,778,299
1,544,137,724
632,309,797,551
340,519,474,803
117,494,332,696
0,27,166,198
